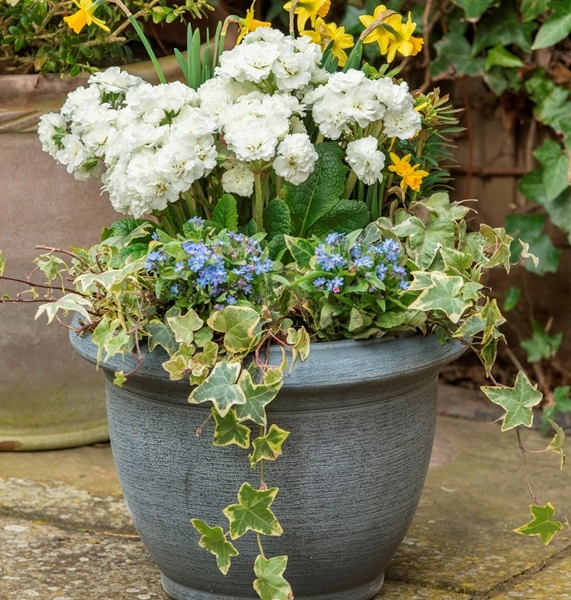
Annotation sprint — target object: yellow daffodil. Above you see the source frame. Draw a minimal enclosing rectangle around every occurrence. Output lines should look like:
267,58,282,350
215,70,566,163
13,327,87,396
359,5,423,63
389,152,428,192
284,0,331,33
236,0,271,44
64,0,110,34
301,18,354,66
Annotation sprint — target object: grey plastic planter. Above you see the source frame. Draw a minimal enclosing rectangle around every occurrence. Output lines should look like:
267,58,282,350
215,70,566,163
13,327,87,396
70,331,465,600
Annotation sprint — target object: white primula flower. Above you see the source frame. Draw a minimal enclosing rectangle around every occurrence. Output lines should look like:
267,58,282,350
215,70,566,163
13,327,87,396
273,48,312,92
345,137,386,185
273,133,318,185
383,106,421,140
373,78,411,109
197,78,256,120
37,113,67,158
60,85,102,120
311,93,350,139
221,163,255,197
326,70,366,93
217,42,279,83
88,66,143,95
225,126,278,162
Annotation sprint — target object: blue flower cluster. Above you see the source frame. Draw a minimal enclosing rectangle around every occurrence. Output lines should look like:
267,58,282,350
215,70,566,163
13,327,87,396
144,218,273,309
311,232,410,294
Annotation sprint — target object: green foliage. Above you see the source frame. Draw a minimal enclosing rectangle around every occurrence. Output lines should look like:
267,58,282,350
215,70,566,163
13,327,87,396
253,555,293,600
0,0,214,75
223,483,283,539
481,371,543,431
514,502,564,544
3,2,569,595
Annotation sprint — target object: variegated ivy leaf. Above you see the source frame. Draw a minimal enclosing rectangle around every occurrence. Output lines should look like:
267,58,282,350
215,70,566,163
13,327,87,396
409,273,471,324
392,213,456,269
207,306,261,354
162,344,195,380
35,293,92,325
514,503,563,544
235,369,282,427
480,225,513,272
480,298,506,347
211,408,251,448
481,371,543,431
75,261,144,294
167,309,204,345
0,251,5,277
453,314,485,339
249,424,290,467
421,192,471,221
286,326,311,362
190,519,239,575
189,361,246,416
546,419,566,469
223,482,283,540
146,319,178,355
253,555,293,600
91,318,133,363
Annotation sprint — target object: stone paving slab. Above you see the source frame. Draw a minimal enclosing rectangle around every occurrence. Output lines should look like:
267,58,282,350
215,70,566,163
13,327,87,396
387,416,571,596
1,409,571,600
0,514,166,600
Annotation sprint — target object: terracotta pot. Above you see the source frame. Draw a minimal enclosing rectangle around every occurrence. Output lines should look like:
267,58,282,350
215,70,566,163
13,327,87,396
0,57,182,451
70,330,465,600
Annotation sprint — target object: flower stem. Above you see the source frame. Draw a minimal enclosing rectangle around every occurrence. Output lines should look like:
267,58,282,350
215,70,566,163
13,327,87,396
254,171,265,232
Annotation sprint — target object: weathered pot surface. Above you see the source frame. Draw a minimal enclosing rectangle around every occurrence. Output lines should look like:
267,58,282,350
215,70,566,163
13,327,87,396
70,331,465,600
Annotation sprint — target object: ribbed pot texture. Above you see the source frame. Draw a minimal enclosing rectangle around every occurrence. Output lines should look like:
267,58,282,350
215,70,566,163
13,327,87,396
70,331,465,600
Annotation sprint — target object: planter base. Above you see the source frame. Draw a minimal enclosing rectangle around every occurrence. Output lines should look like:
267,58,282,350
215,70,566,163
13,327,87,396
161,572,385,600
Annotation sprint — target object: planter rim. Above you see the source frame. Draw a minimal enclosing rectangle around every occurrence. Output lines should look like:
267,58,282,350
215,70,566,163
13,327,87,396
70,326,467,391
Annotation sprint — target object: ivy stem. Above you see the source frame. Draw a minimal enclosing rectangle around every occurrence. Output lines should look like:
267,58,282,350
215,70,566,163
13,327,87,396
256,533,267,559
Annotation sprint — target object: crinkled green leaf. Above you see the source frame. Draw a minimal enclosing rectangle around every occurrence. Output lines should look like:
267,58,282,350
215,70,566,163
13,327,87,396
207,306,261,354
307,199,370,238
236,369,282,426
514,503,563,544
285,142,347,237
167,309,204,345
264,199,291,240
249,424,290,467
211,407,251,448
223,483,283,540
409,273,471,323
253,555,293,600
211,194,239,231
191,519,239,575
189,361,246,416
481,371,543,431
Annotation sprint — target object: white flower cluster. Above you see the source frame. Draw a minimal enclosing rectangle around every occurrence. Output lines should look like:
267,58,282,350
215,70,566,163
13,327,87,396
38,29,422,218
